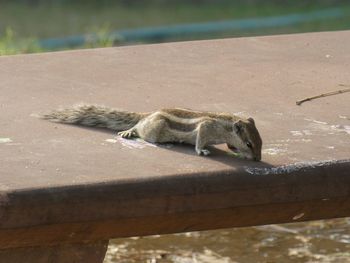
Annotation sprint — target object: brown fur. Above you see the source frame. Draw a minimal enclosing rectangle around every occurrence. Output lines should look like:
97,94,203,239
42,105,262,161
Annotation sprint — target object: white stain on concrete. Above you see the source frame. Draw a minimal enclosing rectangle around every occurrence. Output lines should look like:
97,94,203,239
345,126,350,135
273,139,311,143
244,159,349,175
290,131,303,136
106,137,157,149
301,139,312,142
262,148,287,155
0,138,12,144
331,125,350,135
303,118,350,136
105,139,118,143
30,113,41,118
302,130,313,136
304,118,328,125
290,130,313,136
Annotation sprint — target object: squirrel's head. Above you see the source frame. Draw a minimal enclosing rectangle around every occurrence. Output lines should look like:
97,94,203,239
227,118,262,161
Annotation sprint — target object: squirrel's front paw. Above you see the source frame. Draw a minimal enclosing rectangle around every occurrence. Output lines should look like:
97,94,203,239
118,130,135,139
196,148,211,156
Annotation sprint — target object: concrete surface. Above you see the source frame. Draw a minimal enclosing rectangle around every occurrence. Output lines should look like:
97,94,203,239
0,31,349,251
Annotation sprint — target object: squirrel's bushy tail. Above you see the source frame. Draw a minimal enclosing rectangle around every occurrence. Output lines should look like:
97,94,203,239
42,104,146,131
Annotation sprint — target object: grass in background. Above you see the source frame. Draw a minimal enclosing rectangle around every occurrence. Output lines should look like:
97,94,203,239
0,28,42,55
83,24,116,49
0,1,350,55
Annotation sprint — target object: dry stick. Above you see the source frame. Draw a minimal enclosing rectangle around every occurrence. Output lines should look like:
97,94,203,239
296,85,350,106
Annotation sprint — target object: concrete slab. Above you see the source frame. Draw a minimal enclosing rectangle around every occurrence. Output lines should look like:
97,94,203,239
0,31,349,249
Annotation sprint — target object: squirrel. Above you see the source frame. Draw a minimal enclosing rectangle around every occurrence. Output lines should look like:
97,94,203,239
42,104,263,161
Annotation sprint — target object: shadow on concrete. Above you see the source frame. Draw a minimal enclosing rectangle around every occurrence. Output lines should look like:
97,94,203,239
156,143,273,169
52,123,273,169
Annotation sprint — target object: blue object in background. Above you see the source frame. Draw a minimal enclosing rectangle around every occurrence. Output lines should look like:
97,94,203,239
39,8,344,50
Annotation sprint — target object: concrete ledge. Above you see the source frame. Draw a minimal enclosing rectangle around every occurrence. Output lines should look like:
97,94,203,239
1,31,350,259
1,160,350,250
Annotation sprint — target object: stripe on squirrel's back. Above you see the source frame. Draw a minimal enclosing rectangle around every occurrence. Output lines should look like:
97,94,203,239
161,108,239,121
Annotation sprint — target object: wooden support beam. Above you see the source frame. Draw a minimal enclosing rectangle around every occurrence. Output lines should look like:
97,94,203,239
0,241,108,263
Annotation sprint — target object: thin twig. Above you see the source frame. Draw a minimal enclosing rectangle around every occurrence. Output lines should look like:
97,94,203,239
296,85,350,106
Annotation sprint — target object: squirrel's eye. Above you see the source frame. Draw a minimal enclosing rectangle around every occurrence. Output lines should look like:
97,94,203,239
246,142,252,148
234,124,241,134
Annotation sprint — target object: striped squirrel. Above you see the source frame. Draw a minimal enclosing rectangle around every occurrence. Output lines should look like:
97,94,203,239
43,104,262,161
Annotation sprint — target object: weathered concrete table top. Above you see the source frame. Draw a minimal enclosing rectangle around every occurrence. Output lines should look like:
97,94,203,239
0,31,350,254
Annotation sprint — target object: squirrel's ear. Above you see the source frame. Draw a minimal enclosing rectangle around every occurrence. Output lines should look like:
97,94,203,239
233,120,243,133
247,117,255,125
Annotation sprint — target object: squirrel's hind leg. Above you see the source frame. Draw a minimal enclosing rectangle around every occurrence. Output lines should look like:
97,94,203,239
139,118,169,143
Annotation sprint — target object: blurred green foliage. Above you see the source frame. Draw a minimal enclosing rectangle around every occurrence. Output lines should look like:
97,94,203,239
0,0,345,6
83,24,116,49
0,28,42,55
